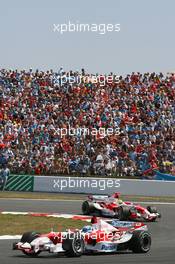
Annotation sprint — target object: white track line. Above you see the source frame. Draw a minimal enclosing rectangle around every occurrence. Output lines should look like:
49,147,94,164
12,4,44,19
137,201,175,205
0,197,175,205
0,235,21,240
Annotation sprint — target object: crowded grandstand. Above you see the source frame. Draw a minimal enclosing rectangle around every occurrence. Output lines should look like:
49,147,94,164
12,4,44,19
0,69,174,177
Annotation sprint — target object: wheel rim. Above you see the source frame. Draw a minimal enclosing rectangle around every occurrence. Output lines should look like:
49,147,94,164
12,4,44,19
74,239,82,252
141,235,151,250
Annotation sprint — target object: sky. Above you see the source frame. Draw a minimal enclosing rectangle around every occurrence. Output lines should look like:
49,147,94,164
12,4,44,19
0,0,174,75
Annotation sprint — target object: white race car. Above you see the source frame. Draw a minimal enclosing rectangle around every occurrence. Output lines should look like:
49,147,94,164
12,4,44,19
13,217,151,257
82,193,161,221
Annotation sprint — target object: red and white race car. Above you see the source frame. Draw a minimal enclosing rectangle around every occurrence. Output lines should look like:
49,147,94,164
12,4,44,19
82,193,161,221
13,217,151,257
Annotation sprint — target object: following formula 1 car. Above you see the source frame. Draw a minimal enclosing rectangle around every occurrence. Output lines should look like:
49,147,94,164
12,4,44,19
82,193,161,221
13,216,151,257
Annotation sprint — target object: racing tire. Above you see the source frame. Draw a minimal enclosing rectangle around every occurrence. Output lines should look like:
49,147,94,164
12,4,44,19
20,231,41,257
62,232,85,257
129,230,151,253
147,206,157,214
91,209,102,217
82,201,94,215
118,206,131,220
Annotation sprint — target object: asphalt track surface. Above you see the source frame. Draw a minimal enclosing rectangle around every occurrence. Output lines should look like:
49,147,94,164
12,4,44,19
0,199,175,264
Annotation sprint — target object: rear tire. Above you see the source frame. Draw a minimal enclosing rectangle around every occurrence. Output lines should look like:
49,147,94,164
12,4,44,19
129,230,151,253
118,206,130,220
82,201,94,215
20,231,41,257
62,232,84,257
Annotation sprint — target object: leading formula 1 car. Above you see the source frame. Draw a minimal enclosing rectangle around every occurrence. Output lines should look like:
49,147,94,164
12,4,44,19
82,193,161,221
13,217,151,257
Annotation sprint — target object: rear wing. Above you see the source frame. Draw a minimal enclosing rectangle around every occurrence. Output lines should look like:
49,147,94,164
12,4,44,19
88,192,121,201
88,195,109,201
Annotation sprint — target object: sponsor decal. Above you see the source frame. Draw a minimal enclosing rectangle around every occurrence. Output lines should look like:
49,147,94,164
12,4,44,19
101,243,116,251
110,220,133,227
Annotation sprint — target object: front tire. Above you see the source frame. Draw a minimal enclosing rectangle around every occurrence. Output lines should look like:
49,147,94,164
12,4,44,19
62,232,85,257
20,231,41,257
147,206,158,214
129,230,151,253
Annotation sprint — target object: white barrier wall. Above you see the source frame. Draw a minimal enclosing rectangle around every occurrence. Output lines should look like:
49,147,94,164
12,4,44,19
33,176,175,196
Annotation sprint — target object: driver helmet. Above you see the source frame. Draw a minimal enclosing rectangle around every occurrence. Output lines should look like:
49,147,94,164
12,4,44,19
81,225,92,233
91,215,98,224
118,199,123,204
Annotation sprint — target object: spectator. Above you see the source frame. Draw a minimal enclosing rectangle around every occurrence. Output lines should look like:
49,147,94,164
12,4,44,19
0,165,10,190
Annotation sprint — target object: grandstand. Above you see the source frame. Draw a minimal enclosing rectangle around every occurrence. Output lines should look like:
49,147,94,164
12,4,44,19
0,69,174,178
